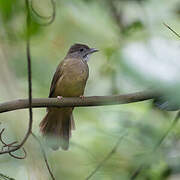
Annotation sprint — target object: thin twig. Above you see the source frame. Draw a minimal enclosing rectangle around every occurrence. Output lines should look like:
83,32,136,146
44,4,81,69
8,148,27,159
31,0,52,19
24,0,33,152
0,126,26,159
0,128,26,159
0,0,33,156
31,0,56,26
0,129,17,148
0,172,15,180
130,111,180,180
0,0,56,157
153,111,180,151
0,91,160,113
31,132,55,180
86,133,126,180
163,23,180,39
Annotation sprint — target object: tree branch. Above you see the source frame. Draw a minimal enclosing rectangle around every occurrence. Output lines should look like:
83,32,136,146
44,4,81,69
0,172,15,180
0,91,159,113
86,133,126,180
163,23,180,39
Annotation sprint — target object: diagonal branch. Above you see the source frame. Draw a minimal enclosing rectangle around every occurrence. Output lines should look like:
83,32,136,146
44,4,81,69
0,172,15,180
163,23,180,39
86,133,126,180
0,91,159,113
31,132,55,180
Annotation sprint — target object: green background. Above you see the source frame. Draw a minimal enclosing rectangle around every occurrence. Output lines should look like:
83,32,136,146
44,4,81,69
0,0,180,179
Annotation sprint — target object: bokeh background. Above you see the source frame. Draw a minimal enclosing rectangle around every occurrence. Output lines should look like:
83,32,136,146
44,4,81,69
0,0,180,179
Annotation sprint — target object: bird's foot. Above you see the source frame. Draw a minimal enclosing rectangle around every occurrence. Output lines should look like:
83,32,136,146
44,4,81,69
80,95,85,99
57,96,63,100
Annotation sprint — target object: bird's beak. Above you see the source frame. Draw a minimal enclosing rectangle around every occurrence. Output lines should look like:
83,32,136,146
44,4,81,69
88,48,99,54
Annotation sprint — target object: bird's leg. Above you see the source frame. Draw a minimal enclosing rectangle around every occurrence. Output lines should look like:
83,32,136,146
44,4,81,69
57,96,63,100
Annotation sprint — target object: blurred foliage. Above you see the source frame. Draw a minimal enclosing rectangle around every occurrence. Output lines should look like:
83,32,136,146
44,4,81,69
0,0,180,179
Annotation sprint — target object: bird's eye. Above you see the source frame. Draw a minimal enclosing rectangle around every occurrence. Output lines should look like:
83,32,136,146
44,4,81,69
80,48,84,52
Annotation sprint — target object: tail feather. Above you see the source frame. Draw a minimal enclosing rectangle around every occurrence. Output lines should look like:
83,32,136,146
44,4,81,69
39,109,74,150
60,118,70,150
70,114,75,130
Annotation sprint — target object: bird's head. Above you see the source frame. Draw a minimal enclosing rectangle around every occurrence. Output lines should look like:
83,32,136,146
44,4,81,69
66,43,98,62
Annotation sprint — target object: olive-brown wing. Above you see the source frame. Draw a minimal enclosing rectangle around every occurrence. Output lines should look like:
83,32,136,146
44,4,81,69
49,60,64,98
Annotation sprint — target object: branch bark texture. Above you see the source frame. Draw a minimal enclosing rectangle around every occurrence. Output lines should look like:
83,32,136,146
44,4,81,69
0,91,158,113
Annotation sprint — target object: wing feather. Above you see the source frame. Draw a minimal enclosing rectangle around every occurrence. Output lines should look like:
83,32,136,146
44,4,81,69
49,61,64,98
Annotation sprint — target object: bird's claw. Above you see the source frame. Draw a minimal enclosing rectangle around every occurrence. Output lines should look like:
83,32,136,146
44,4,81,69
57,96,63,100
80,95,85,99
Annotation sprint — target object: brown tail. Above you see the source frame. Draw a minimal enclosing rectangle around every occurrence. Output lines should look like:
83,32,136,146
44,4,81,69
39,108,75,150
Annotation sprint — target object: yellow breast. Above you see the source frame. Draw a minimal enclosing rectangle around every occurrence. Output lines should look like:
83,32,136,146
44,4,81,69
54,58,89,97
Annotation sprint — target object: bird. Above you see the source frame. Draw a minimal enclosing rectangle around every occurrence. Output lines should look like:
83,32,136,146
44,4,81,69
39,43,98,150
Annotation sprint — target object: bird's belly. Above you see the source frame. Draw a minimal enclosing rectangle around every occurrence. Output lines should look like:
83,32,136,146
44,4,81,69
55,72,87,97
